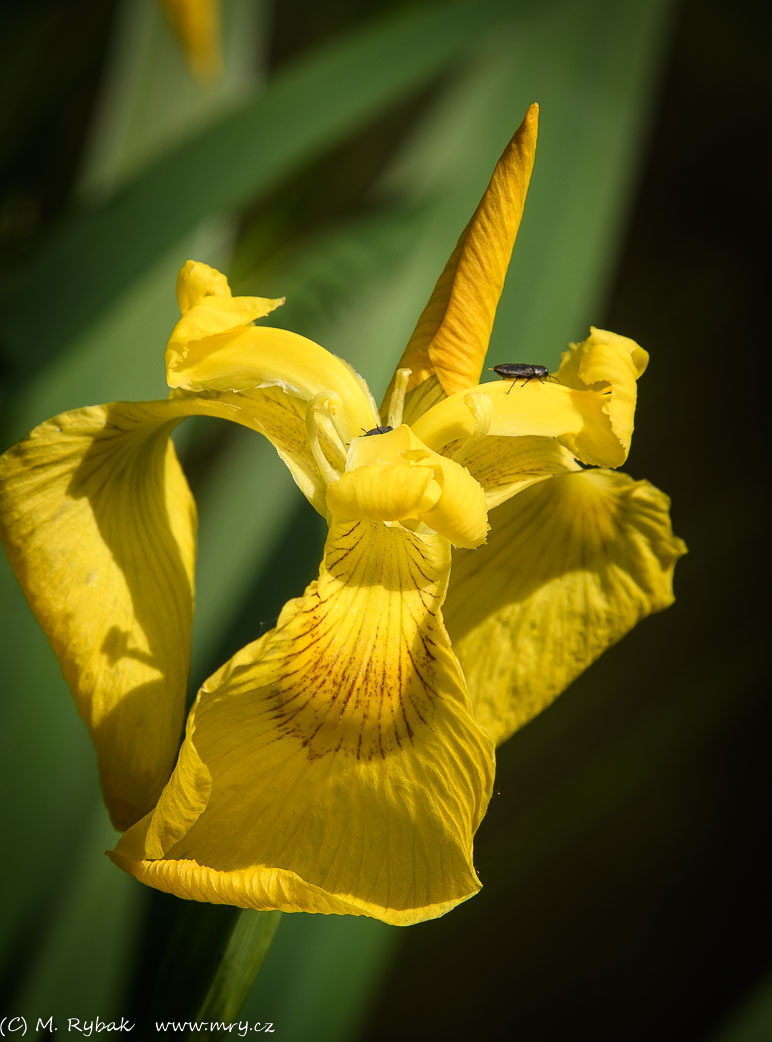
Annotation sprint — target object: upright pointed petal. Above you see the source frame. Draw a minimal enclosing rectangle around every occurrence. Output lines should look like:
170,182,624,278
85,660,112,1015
112,520,495,925
444,469,686,745
384,104,539,415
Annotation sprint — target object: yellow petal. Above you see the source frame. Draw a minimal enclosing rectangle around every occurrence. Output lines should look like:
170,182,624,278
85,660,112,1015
160,0,222,80
399,375,446,428
555,327,648,467
167,262,378,441
112,520,495,925
456,435,581,509
383,104,539,413
412,380,585,452
327,463,439,521
185,384,333,517
419,453,490,550
172,259,283,330
327,425,489,548
444,469,686,745
0,387,324,827
413,328,647,469
0,401,197,829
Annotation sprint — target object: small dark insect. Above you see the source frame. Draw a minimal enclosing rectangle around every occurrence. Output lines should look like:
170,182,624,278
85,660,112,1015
491,363,550,394
362,425,394,437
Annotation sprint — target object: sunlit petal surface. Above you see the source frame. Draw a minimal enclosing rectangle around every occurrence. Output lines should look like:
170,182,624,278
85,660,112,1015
113,520,494,925
455,435,581,510
413,327,645,469
444,469,686,745
0,401,196,828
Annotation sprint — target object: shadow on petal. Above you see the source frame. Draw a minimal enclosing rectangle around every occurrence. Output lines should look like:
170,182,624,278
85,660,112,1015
0,401,197,828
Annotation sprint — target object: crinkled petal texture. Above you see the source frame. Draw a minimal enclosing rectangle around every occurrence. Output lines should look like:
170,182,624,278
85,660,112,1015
444,469,687,745
0,401,197,829
112,520,495,925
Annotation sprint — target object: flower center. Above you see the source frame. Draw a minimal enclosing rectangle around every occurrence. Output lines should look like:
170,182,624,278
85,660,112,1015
386,367,411,429
448,392,493,464
326,424,489,548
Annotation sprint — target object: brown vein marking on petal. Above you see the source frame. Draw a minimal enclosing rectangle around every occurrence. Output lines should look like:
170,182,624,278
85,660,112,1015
259,520,454,763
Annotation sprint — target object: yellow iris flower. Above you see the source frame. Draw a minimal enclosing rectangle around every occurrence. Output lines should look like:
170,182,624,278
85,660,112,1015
0,106,685,925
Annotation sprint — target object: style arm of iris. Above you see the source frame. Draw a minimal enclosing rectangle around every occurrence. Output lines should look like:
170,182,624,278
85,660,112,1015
411,378,594,455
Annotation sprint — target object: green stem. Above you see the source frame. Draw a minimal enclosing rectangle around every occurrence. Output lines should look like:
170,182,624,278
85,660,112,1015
192,910,282,1038
138,898,281,1040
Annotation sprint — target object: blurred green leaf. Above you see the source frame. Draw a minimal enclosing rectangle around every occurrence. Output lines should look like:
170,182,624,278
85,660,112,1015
236,0,675,397
241,913,399,1042
1,0,515,384
0,0,261,1021
79,0,268,199
0,555,98,955
194,911,282,1034
11,810,139,1031
710,971,772,1042
2,0,263,442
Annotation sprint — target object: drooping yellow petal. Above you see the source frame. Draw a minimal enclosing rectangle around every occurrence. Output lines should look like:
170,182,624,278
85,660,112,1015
384,104,539,416
0,384,339,827
112,520,495,925
444,469,687,745
167,261,378,441
326,425,489,548
160,0,222,80
0,401,197,829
